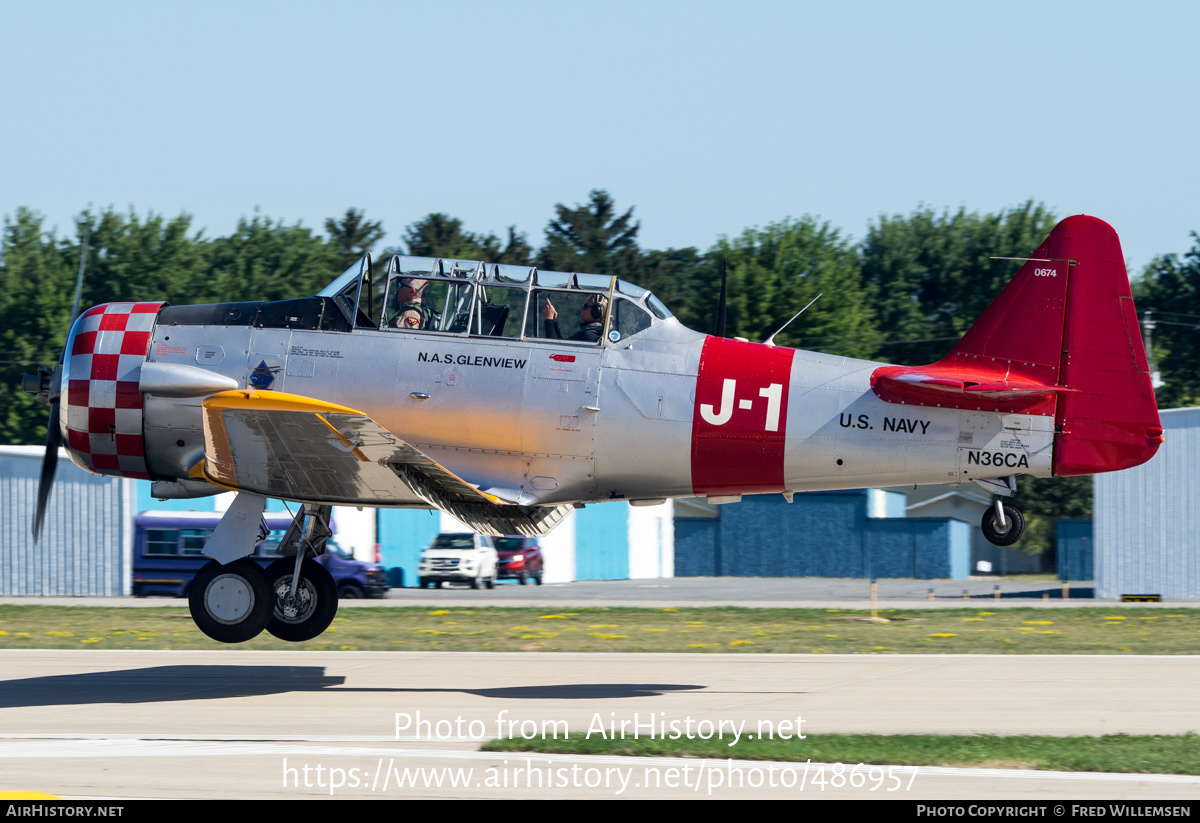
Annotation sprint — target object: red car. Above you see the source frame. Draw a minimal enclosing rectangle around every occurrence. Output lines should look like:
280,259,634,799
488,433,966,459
493,536,543,585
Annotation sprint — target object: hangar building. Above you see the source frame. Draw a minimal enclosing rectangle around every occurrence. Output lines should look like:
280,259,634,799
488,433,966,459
1094,406,1199,600
0,446,133,596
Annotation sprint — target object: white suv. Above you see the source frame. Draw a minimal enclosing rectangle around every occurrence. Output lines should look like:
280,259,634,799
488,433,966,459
418,533,498,589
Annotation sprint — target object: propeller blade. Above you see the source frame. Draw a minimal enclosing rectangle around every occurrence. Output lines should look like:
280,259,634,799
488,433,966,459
68,227,89,326
32,399,62,541
32,225,88,541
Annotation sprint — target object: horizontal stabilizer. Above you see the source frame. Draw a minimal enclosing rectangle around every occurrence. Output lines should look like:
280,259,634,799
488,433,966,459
872,367,1075,412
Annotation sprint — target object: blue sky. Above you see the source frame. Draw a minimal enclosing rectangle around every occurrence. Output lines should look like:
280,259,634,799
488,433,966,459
2,1,1197,275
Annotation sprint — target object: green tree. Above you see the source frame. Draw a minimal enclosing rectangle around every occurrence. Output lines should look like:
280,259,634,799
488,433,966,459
78,208,207,308
0,209,75,444
486,226,534,266
204,213,343,303
859,201,1058,365
537,190,640,277
402,214,531,265
681,218,879,359
634,246,703,319
1134,236,1200,409
325,208,384,269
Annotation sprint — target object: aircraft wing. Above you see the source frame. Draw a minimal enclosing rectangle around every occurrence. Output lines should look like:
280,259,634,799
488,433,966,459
199,390,570,535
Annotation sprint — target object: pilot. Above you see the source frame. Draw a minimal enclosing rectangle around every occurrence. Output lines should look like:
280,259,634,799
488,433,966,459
391,278,433,330
542,293,607,342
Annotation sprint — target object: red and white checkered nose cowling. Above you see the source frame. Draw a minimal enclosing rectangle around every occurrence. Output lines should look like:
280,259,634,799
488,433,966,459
60,302,164,479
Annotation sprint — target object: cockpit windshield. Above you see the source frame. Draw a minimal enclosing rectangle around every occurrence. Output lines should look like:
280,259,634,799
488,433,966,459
318,255,374,328
315,255,671,344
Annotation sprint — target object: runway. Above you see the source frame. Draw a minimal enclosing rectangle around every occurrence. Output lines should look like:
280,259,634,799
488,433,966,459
1,650,1198,799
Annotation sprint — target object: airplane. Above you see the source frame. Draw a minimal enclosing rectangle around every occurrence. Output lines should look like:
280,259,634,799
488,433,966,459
21,214,1162,644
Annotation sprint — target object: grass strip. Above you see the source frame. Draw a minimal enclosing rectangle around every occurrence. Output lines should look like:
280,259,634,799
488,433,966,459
482,732,1200,774
1,604,1198,654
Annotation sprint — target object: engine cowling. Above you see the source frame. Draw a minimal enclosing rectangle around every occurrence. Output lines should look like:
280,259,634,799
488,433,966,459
60,302,164,478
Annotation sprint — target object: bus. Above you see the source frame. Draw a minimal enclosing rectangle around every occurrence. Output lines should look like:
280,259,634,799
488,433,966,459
131,510,388,598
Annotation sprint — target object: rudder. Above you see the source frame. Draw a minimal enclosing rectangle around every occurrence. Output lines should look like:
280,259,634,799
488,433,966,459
1046,215,1162,475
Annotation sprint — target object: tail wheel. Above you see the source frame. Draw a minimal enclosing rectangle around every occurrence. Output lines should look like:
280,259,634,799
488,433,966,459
265,558,338,642
981,503,1025,547
188,559,273,643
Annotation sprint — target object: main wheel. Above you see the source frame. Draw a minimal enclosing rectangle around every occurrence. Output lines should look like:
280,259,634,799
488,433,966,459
188,558,273,643
981,503,1025,547
264,558,338,642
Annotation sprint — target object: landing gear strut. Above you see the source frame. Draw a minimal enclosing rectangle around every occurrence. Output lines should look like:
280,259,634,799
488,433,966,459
981,497,1025,546
973,475,1025,547
265,557,337,642
189,499,340,644
264,504,339,642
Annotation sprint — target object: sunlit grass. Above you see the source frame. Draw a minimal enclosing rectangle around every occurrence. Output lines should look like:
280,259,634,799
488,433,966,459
0,605,1198,653
483,732,1200,774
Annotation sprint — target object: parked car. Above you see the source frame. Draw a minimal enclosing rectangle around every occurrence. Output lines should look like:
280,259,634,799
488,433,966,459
418,533,497,589
131,510,388,598
493,535,543,585
319,542,389,598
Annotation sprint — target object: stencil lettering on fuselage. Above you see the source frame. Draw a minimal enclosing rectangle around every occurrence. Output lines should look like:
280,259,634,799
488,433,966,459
691,337,794,495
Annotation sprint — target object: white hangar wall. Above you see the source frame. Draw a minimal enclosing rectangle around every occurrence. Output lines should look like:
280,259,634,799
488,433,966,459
1094,407,1199,600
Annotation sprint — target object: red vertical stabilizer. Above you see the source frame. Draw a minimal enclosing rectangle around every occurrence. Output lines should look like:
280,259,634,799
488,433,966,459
1048,216,1162,475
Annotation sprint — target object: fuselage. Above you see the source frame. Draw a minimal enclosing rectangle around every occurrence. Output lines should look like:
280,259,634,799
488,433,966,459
129,308,1051,507
44,217,1168,517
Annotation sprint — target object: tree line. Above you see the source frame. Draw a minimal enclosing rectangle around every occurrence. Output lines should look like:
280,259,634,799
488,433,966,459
4,190,1197,554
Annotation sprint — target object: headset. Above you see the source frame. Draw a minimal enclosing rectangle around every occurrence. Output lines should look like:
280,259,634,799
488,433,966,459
584,294,608,323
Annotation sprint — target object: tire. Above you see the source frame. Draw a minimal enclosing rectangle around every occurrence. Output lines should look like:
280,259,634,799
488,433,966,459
435,580,444,589
535,571,543,586
518,572,528,585
418,577,427,589
264,558,338,642
338,583,363,599
188,558,273,644
470,576,479,590
981,504,1025,547
485,577,495,590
